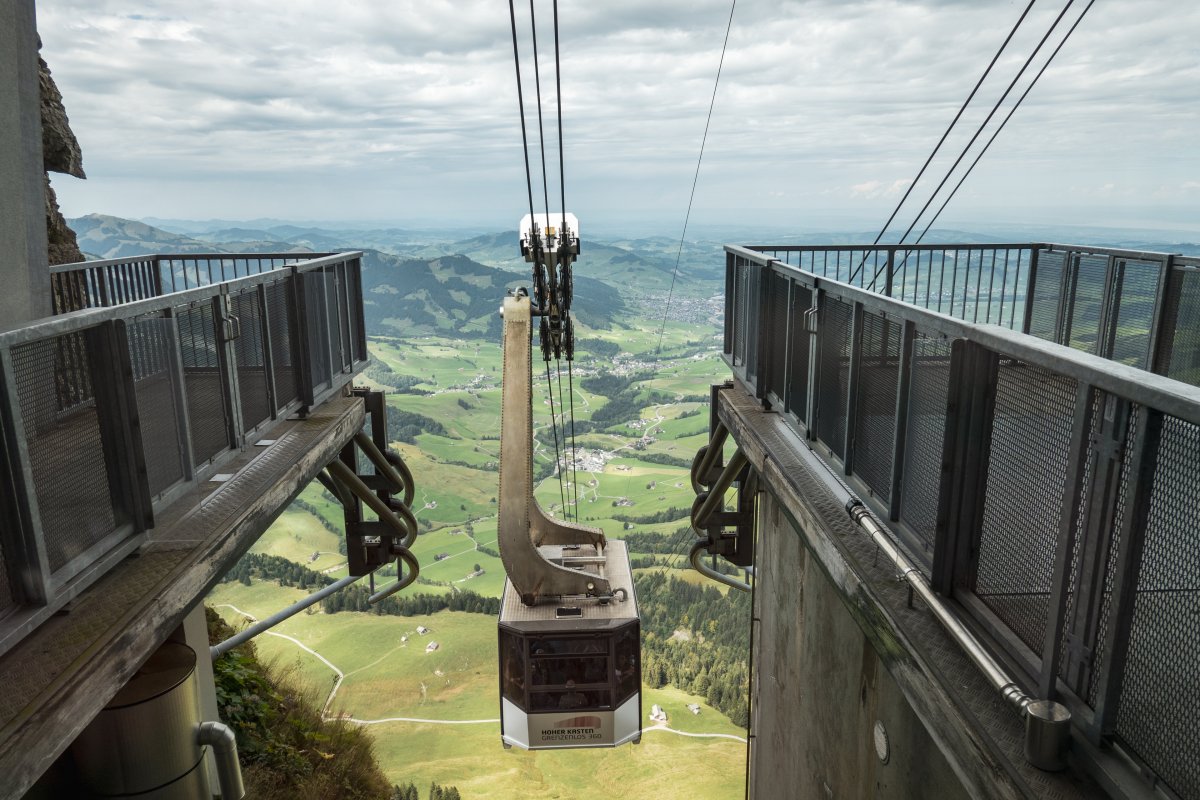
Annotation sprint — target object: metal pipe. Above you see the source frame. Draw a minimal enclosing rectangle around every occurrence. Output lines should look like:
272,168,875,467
691,448,748,532
690,422,729,494
196,721,245,799
353,431,414,507
844,500,1073,770
689,540,751,592
327,459,418,546
368,547,421,604
846,501,1027,707
210,574,362,660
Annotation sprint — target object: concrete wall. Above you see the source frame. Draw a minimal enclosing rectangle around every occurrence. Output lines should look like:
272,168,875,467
0,0,51,325
749,491,969,800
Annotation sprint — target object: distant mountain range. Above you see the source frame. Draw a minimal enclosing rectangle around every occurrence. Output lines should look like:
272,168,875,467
66,214,628,339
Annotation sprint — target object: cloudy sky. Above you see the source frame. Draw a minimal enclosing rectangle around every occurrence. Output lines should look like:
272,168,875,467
37,0,1200,236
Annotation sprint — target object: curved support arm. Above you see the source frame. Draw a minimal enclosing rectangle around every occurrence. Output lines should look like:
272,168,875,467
690,423,728,494
354,431,415,508
196,721,245,799
689,540,750,592
326,459,418,546
497,295,610,603
368,546,420,604
382,448,416,509
316,469,353,508
690,449,748,532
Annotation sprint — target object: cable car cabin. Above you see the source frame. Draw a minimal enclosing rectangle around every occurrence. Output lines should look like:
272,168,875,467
497,540,640,750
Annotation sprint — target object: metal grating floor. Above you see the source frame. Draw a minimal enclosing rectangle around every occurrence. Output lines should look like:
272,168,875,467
718,384,1101,800
0,393,364,799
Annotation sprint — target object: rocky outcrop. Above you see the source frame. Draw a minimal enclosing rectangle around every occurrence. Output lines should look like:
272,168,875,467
39,40,85,266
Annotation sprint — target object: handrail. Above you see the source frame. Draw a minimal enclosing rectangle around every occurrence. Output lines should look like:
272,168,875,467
726,245,1200,425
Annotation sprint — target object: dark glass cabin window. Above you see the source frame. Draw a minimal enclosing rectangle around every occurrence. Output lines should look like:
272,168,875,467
614,622,639,705
527,634,611,712
499,629,526,704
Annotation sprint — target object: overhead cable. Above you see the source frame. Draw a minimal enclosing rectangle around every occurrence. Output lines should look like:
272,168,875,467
848,0,1038,284
654,0,738,357
911,0,1097,245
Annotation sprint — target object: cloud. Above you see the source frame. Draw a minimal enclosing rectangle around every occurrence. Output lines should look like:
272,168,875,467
36,0,1200,231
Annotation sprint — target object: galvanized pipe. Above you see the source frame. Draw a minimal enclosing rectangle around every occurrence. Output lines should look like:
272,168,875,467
353,430,415,508
690,422,729,494
196,721,245,799
690,448,748,532
846,501,1028,707
210,574,362,660
844,500,1072,770
368,547,421,604
689,540,751,592
327,459,417,546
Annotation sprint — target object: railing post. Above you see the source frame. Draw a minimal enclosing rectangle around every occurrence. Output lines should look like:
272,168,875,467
0,348,50,606
931,339,997,595
1088,408,1161,742
1148,255,1178,376
887,320,916,521
214,291,245,448
723,251,734,357
256,283,278,417
86,321,152,532
842,302,863,475
1037,383,1095,699
1021,246,1041,335
884,248,895,298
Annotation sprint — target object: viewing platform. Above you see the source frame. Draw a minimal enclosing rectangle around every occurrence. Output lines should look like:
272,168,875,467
0,253,370,798
718,242,1200,799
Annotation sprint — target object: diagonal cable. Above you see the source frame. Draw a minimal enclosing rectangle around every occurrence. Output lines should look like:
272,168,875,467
912,0,1097,245
847,0,1037,284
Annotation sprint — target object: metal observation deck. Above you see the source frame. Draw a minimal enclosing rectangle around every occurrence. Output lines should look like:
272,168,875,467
722,242,1200,799
0,252,370,797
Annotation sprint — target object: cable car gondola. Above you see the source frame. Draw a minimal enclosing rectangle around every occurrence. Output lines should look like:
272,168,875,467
493,213,641,749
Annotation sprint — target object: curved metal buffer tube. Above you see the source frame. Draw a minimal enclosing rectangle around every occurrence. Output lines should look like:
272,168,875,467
688,409,754,592
497,293,611,605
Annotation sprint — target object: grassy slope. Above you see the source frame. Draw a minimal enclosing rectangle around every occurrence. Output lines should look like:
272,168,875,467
208,299,744,798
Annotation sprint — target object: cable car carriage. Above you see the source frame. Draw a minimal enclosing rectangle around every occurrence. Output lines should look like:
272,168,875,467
494,214,641,749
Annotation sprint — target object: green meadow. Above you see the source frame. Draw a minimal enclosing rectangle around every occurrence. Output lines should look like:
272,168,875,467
208,305,744,798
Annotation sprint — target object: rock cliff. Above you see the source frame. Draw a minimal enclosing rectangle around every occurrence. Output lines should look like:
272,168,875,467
39,40,85,266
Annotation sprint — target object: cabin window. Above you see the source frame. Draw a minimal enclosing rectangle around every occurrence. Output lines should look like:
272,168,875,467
614,622,639,705
499,629,526,704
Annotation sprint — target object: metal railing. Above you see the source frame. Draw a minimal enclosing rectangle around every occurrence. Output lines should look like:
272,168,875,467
0,252,368,658
725,244,1200,800
748,243,1200,386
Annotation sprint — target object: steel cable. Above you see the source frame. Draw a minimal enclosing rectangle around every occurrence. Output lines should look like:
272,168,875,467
847,0,1038,285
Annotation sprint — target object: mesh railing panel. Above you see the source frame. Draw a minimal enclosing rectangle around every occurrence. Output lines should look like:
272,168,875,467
816,297,852,459
176,303,231,465
11,335,119,573
1116,415,1200,800
266,280,298,409
231,290,270,433
731,260,745,365
1029,250,1065,340
1067,255,1109,355
1109,261,1160,370
1166,269,1200,386
1085,404,1140,707
975,361,1077,653
347,261,366,363
786,285,813,424
126,316,186,498
335,263,352,373
304,274,332,393
1055,391,1102,696
767,271,789,400
899,334,952,561
852,312,900,503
